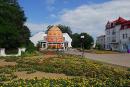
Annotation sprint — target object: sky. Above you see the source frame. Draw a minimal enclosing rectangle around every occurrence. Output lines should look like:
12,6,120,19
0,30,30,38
18,0,130,39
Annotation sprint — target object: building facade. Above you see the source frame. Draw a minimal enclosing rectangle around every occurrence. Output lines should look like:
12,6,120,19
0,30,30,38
46,26,64,49
30,26,72,50
105,17,130,52
97,17,130,52
96,35,105,49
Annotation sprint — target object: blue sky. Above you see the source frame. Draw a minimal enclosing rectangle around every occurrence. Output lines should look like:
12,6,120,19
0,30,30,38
18,0,130,39
19,0,110,24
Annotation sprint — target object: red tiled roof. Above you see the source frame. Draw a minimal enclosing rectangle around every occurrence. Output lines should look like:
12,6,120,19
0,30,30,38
120,21,130,30
106,17,129,30
112,17,127,23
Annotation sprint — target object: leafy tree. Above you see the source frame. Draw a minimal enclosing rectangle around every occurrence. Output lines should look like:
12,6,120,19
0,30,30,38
72,33,94,49
46,24,72,36
47,25,53,31
0,0,35,51
95,44,102,50
57,24,72,36
71,33,81,48
80,33,94,49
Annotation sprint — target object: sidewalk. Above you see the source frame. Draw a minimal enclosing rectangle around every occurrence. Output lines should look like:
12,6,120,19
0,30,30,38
66,50,130,67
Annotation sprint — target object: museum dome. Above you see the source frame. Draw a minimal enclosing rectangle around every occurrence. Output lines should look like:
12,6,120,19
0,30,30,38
47,26,64,43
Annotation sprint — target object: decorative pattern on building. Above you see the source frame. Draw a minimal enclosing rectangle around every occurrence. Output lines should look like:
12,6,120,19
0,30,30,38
47,26,64,48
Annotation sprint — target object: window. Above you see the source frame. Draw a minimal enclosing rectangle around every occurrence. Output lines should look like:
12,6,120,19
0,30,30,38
123,34,128,39
111,23,115,27
112,37,116,42
106,30,110,35
112,30,116,35
123,34,125,39
123,44,128,50
107,37,110,41
126,34,128,38
107,45,110,49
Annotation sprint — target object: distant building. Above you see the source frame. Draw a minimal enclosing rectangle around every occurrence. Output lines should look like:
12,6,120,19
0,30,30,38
104,17,130,52
96,35,105,49
30,26,72,50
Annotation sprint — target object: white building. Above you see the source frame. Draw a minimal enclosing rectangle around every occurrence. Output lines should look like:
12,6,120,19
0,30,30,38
30,32,47,47
63,33,72,48
30,32,72,50
105,17,130,52
96,35,105,49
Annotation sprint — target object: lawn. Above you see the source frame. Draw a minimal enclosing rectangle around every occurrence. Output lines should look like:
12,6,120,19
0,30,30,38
0,51,130,86
82,49,119,54
91,50,120,54
77,48,119,54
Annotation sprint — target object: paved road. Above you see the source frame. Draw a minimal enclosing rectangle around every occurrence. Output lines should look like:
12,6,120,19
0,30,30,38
65,49,130,67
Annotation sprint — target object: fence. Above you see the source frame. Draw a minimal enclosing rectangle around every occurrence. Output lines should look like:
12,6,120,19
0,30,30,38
0,48,26,57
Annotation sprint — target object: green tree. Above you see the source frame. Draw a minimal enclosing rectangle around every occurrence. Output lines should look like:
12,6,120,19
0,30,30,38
46,24,72,36
80,33,94,49
0,0,35,51
71,33,81,48
57,24,72,36
72,33,94,49
95,44,102,50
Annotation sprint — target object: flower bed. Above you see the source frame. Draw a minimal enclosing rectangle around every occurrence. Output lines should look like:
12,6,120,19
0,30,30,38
0,53,130,86
1,77,130,87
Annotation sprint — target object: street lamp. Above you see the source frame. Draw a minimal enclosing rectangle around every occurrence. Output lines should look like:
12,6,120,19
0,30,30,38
81,35,84,57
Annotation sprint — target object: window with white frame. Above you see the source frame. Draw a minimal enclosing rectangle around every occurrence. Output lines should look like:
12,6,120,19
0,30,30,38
123,34,128,39
106,30,110,35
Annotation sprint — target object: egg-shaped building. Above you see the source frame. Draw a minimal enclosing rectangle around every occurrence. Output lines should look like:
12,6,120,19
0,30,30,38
30,25,72,51
47,26,64,49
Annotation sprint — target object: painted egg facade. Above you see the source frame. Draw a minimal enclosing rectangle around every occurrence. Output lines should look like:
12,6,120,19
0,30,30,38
47,26,64,48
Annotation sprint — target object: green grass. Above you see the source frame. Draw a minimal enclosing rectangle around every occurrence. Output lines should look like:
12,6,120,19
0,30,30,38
90,49,119,54
77,48,119,54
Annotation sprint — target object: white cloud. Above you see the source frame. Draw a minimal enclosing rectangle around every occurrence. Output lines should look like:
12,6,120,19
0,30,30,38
50,14,56,18
46,0,56,12
46,6,55,12
58,0,130,39
46,0,56,5
26,0,130,40
25,23,48,35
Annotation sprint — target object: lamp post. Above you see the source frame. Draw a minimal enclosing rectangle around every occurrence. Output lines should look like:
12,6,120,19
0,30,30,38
81,35,84,57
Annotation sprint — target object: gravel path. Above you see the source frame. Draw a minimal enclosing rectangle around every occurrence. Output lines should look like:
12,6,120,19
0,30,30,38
14,71,71,79
66,50,130,67
0,59,17,67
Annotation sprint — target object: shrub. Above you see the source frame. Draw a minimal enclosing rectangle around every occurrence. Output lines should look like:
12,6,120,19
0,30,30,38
26,41,36,53
95,43,102,50
5,48,18,54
